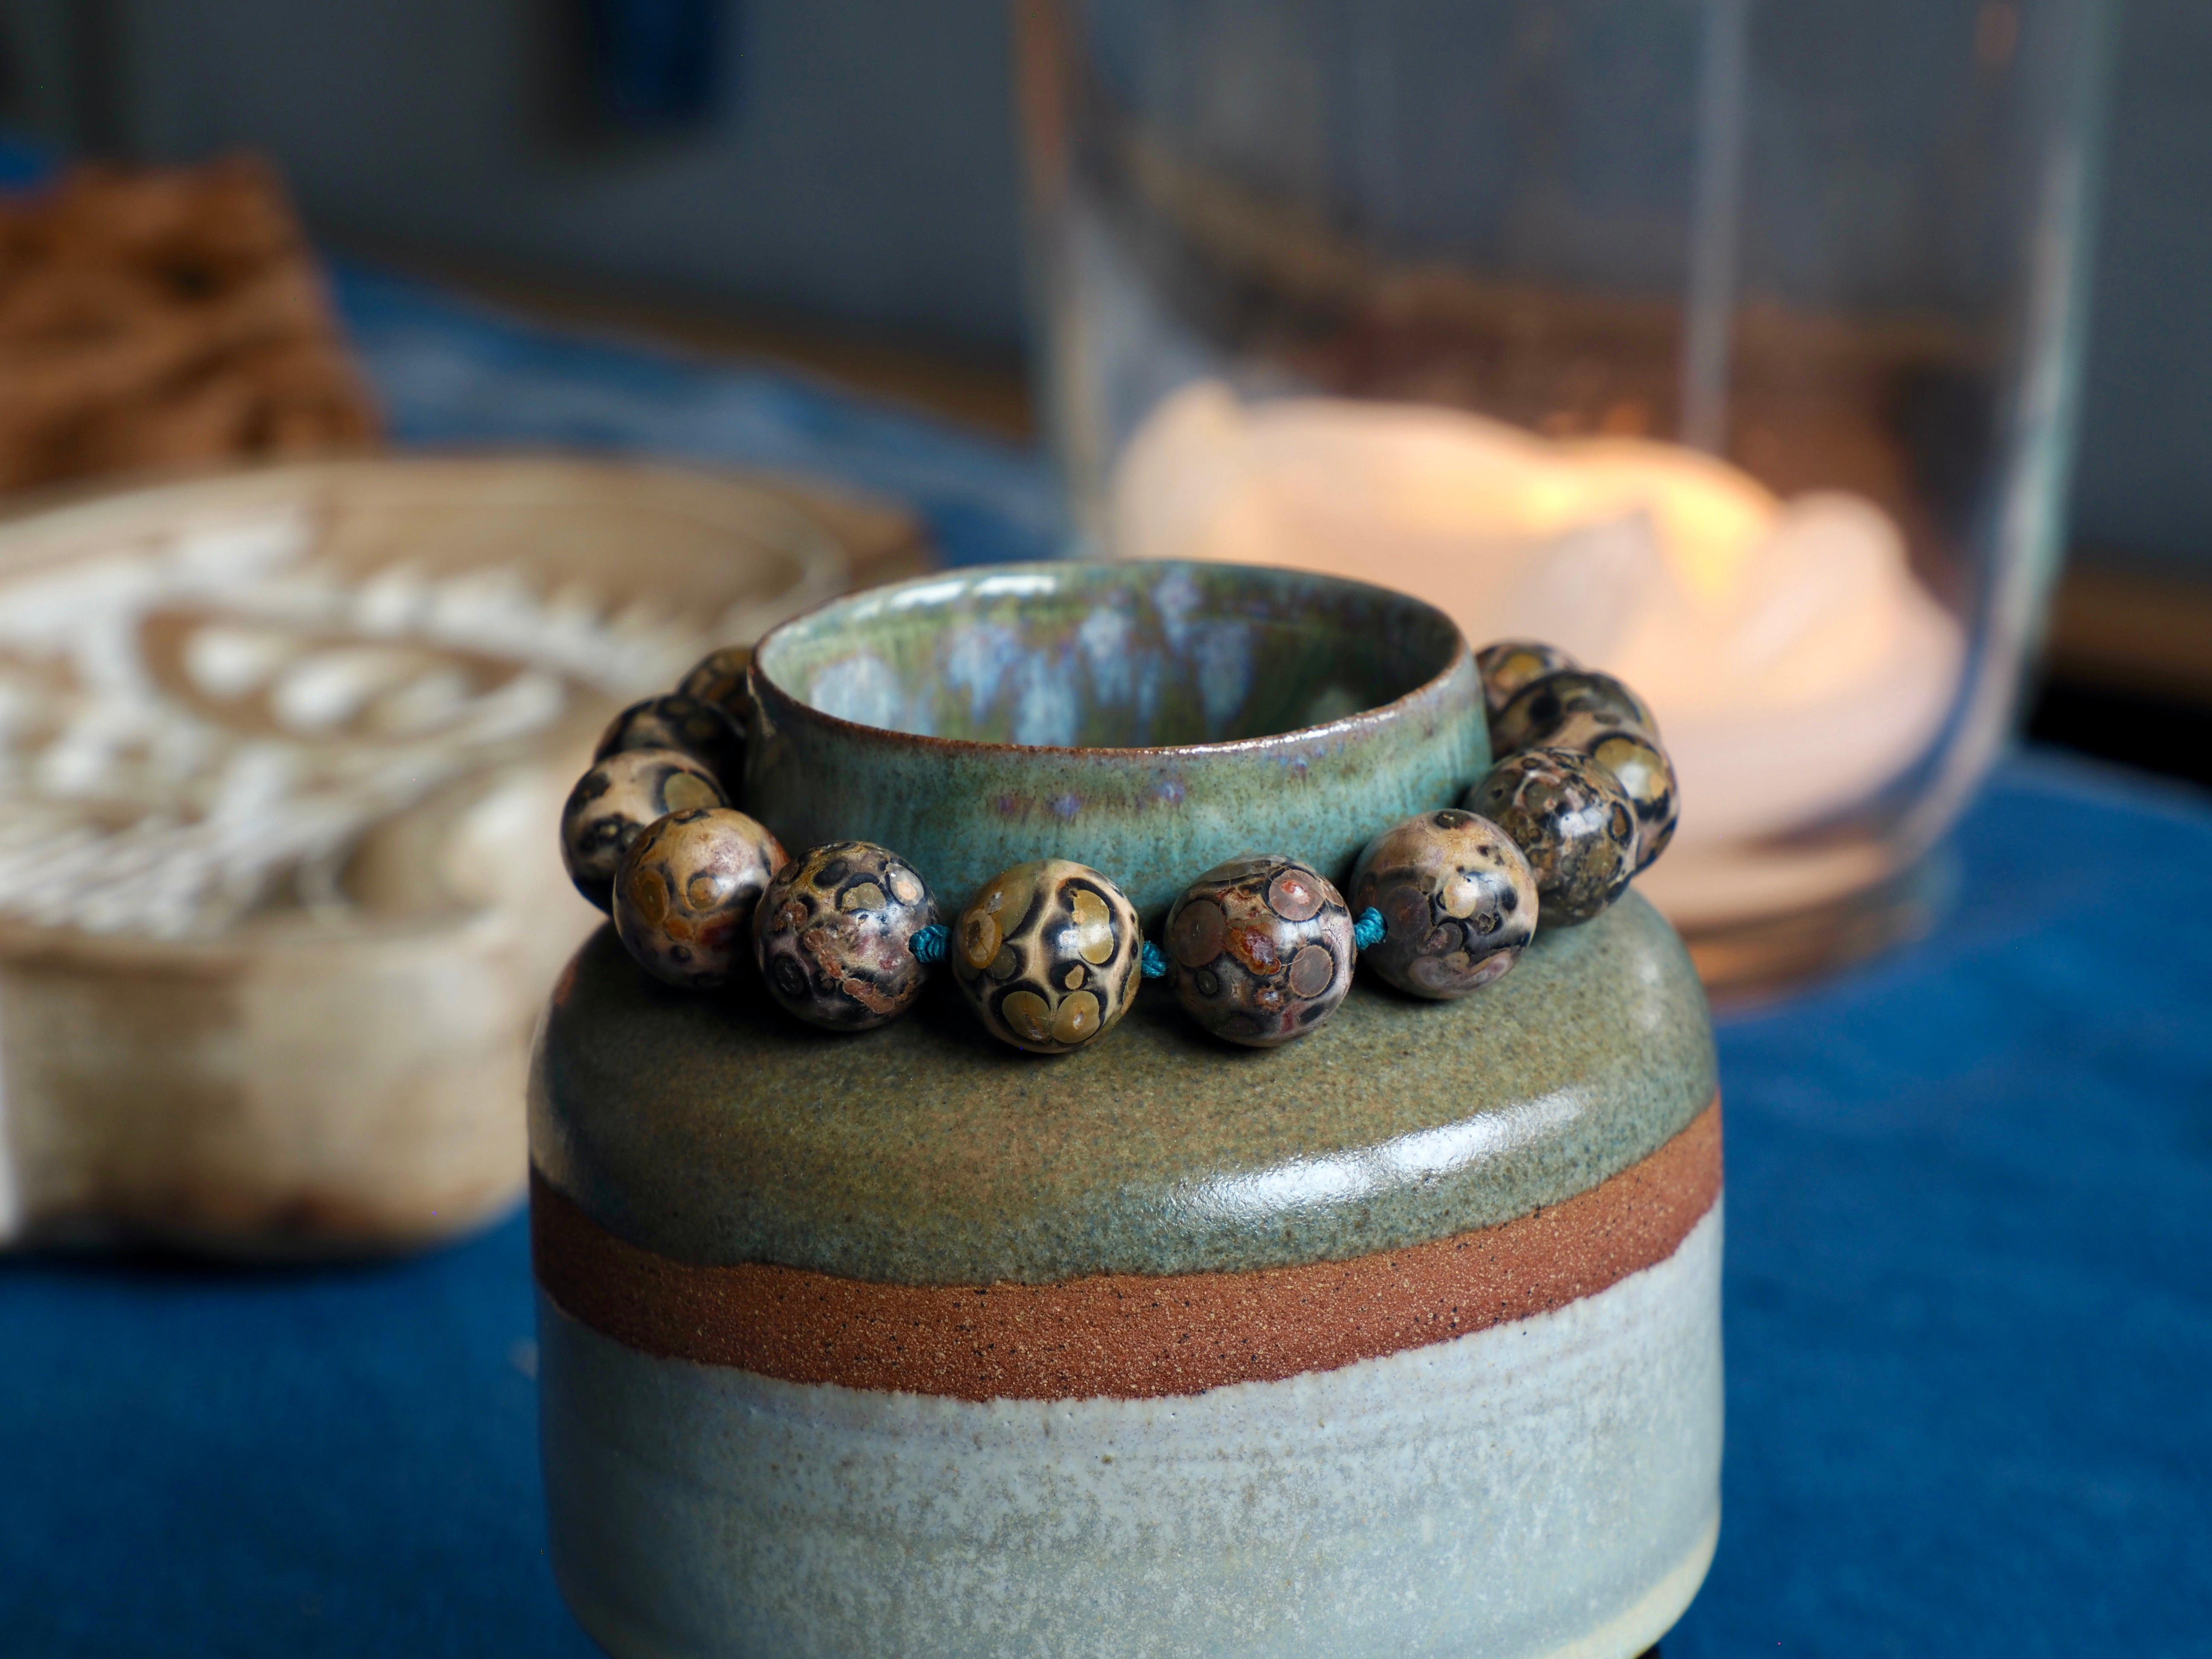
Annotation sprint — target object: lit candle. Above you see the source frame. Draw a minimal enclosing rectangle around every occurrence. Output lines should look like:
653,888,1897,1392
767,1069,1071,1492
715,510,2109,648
1109,383,1964,928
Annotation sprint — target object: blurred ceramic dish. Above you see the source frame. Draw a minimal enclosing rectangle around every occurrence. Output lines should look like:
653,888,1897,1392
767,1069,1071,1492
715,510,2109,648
0,454,901,1254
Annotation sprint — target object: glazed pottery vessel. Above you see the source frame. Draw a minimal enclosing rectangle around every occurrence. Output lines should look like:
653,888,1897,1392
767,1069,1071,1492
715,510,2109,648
530,561,1722,1658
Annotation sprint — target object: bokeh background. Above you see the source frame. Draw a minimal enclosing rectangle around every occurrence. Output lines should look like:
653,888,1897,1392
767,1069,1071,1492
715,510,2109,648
3,0,2206,786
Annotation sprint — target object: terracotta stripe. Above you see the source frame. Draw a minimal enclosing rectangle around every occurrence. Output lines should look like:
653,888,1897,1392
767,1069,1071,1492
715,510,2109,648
533,1097,1720,1403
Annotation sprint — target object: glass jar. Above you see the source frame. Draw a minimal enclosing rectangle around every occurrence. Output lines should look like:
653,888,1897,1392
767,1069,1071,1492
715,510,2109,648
1017,0,2113,990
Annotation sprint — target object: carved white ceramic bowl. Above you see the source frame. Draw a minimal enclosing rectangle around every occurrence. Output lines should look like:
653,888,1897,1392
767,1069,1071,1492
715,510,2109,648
0,455,879,1254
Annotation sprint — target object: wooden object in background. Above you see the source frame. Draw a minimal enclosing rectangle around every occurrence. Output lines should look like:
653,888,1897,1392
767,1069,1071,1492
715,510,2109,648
0,156,378,492
2042,560,2212,707
0,454,920,1255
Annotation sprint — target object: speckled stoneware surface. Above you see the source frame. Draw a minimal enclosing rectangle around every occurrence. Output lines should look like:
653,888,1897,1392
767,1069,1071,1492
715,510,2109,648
531,890,1712,1283
744,561,1490,920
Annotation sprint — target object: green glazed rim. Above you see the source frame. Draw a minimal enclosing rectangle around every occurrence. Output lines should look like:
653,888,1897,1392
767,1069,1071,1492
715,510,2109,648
744,560,1493,920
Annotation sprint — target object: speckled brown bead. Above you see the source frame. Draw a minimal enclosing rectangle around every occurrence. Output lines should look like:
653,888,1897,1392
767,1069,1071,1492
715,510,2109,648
594,693,746,793
559,748,728,911
1475,640,1579,717
613,807,787,989
1489,670,1659,756
754,842,939,1031
952,859,1142,1055
677,645,754,729
1350,810,1539,999
1461,749,1637,926
1164,856,1356,1047
1537,712,1679,871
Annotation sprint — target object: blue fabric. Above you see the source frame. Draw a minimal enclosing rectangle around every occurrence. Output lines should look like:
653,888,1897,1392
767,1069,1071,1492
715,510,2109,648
0,272,2207,1655
582,0,729,131
0,131,58,188
1677,755,2212,1658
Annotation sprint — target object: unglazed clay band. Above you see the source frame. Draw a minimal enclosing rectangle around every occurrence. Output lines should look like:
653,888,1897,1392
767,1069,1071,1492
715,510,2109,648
531,1098,1721,1403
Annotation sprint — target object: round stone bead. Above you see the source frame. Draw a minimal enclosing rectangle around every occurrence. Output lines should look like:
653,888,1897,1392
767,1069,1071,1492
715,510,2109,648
1489,669,1659,756
559,748,728,911
1349,810,1539,999
677,645,754,728
1163,856,1356,1047
594,693,746,793
952,859,1143,1055
754,842,940,1030
1475,640,1579,717
1537,712,1679,871
612,807,787,990
1461,749,1637,926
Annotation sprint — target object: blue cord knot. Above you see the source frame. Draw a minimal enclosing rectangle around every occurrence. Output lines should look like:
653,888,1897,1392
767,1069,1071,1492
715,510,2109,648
912,922,950,965
1141,940,1169,979
1353,907,1387,951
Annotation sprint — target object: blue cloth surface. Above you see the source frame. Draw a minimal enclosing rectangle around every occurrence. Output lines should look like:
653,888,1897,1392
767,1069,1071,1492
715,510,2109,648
1,274,2208,1656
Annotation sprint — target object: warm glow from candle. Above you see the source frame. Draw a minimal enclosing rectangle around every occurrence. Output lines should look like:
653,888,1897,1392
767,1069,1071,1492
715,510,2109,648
1538,442,1773,600
1110,384,1966,926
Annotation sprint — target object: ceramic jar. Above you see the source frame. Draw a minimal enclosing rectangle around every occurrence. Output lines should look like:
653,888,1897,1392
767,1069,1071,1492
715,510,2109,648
529,562,1722,1659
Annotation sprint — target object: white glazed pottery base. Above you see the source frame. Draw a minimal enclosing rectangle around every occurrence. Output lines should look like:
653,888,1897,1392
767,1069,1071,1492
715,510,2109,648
538,1204,1722,1659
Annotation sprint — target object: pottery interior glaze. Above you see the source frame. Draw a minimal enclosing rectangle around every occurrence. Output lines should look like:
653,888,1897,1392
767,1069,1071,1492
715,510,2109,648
745,562,1490,920
530,561,1721,1657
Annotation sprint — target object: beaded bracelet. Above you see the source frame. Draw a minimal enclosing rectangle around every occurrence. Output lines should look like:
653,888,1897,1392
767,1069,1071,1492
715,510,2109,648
557,638,1680,1057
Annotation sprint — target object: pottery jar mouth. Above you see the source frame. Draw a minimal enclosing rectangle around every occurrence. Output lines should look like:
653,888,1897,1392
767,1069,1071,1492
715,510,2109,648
745,560,1490,919
750,560,1468,755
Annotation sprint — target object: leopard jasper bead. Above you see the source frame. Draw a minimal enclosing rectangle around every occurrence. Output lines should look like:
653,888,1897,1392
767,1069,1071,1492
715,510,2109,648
677,645,754,729
613,807,787,989
1462,749,1637,926
754,841,939,1030
952,859,1142,1055
594,693,746,793
1164,856,1356,1046
559,747,727,911
1350,810,1539,999
1475,640,1579,716
1535,711,1679,871
1489,669,1659,756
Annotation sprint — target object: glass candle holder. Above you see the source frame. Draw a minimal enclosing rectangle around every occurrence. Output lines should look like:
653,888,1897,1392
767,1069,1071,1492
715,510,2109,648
1018,0,2113,991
